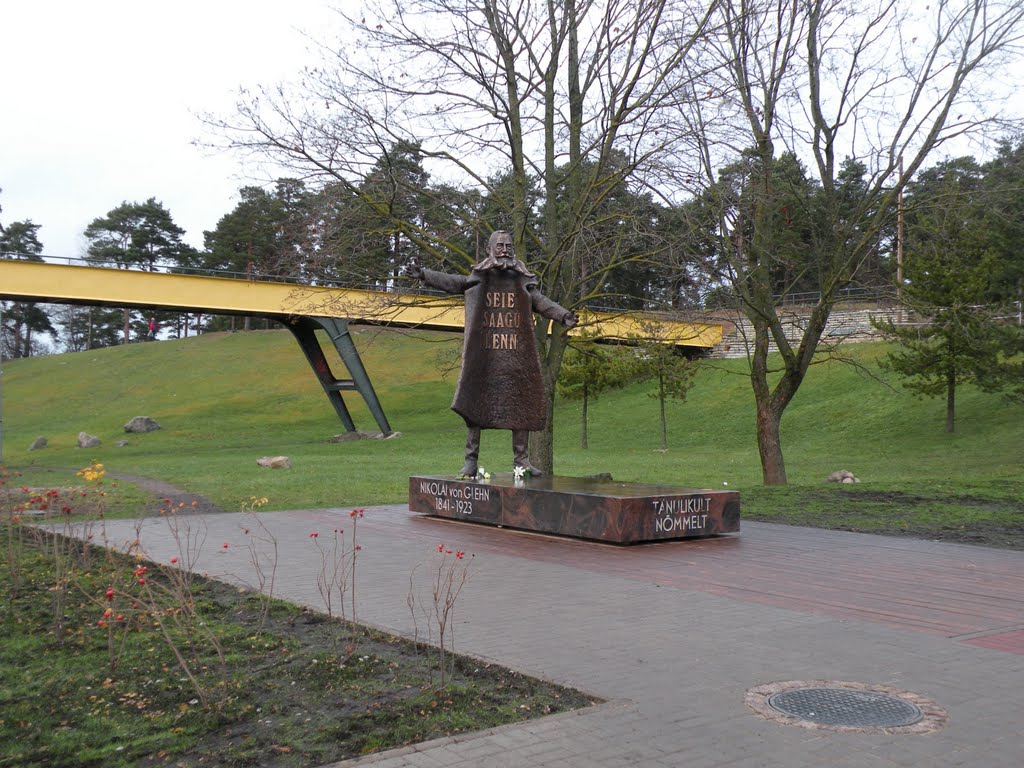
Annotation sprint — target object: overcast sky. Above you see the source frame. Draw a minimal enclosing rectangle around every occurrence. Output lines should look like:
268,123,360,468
0,1,339,259
4,2,1019,263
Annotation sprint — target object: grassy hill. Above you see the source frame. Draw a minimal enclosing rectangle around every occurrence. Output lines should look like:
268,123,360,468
2,327,1022,542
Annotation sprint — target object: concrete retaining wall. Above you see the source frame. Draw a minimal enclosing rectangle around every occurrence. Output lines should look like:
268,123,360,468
709,306,909,358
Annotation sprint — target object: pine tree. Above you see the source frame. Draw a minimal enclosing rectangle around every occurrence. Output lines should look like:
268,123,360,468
1,218,55,357
875,158,1024,432
556,331,631,449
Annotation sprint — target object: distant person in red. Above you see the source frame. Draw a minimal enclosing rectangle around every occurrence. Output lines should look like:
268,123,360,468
147,317,156,340
407,230,577,477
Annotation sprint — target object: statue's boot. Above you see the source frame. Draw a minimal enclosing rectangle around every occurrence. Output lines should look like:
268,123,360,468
459,427,481,477
512,430,543,476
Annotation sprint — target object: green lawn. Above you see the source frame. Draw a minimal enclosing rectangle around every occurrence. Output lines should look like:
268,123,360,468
2,328,1021,543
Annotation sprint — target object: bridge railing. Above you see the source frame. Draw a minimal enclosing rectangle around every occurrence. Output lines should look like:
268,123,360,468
25,255,918,322
28,256,714,318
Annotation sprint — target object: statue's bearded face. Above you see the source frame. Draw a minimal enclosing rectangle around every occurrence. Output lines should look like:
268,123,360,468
491,234,515,268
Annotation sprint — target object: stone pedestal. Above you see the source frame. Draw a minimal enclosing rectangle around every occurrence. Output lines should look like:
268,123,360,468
409,474,739,544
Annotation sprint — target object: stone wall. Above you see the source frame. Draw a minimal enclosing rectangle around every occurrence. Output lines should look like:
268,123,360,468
709,306,909,358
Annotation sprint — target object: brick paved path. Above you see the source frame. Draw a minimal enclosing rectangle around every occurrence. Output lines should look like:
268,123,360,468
96,507,1024,768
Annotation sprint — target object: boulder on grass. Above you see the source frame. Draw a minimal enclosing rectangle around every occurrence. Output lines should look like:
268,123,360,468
124,416,161,433
826,469,859,484
28,436,48,451
78,432,101,448
257,456,291,469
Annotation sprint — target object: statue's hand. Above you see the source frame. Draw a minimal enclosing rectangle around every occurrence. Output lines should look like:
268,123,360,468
563,311,579,329
406,259,425,280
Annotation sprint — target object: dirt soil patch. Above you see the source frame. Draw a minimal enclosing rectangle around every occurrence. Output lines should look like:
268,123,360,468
110,472,226,516
1,536,598,767
744,485,1024,551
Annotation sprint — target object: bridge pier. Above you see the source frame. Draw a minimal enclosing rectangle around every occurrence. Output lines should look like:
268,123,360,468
285,316,393,436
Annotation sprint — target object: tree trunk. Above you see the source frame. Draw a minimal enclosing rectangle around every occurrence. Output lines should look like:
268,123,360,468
748,310,800,486
533,326,570,475
756,400,788,485
532,387,556,475
659,373,667,451
122,308,130,344
12,317,24,358
748,308,788,485
945,365,956,433
581,383,589,449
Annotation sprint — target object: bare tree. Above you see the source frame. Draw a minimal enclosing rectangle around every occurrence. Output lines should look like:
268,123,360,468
677,0,1024,483
204,0,717,473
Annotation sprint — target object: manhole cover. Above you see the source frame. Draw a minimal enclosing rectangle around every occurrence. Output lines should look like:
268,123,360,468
768,687,922,727
745,680,948,734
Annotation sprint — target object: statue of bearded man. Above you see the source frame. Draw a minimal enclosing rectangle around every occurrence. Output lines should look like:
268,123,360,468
407,230,577,477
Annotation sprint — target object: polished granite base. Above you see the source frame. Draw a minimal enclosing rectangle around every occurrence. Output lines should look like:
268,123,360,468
409,474,740,544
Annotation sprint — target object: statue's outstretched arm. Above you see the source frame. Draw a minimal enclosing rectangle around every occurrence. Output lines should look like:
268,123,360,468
407,261,472,294
530,288,578,327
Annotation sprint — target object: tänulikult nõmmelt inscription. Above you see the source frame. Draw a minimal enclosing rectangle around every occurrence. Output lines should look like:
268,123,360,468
651,496,712,533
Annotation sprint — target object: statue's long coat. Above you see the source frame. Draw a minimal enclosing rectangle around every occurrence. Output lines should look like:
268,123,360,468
418,266,571,431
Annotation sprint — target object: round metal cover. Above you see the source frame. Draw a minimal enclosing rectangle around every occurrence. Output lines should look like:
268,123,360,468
768,687,923,728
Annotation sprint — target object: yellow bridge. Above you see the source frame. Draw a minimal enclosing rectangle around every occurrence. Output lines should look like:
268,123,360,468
1,260,722,433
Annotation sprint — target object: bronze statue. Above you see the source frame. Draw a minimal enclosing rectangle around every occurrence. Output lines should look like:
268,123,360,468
407,231,577,477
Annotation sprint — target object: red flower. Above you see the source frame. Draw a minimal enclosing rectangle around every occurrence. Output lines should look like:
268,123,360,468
310,532,319,538
437,544,444,553
455,551,465,560
105,588,115,601
222,543,229,549
355,545,362,551
170,557,178,564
